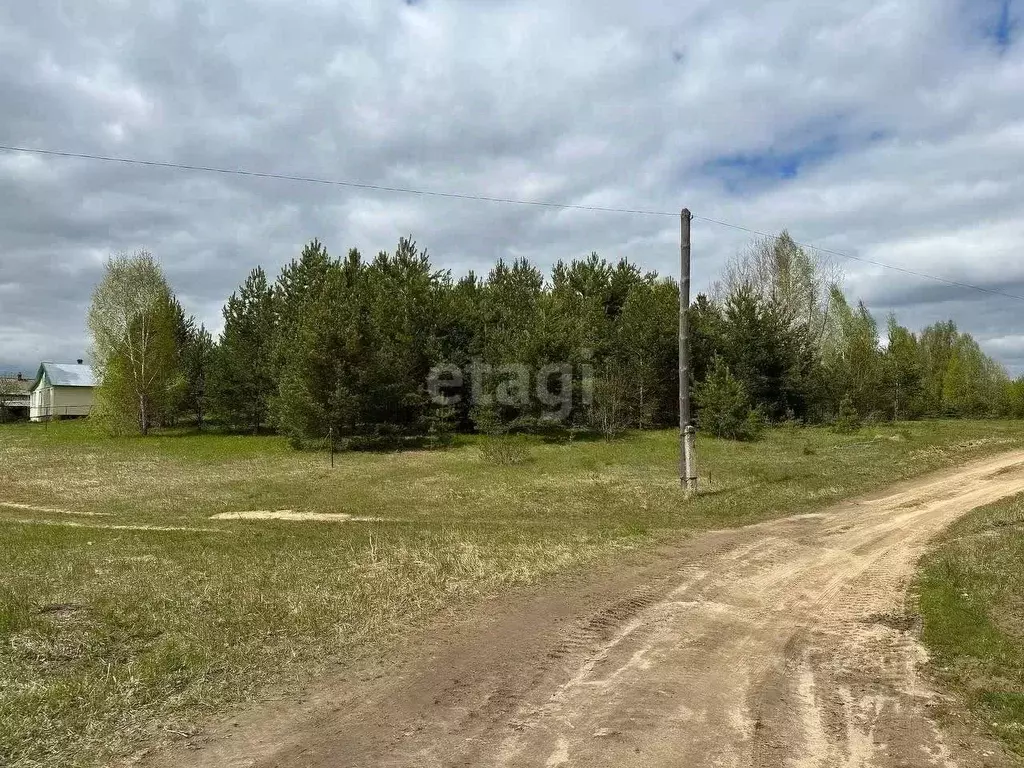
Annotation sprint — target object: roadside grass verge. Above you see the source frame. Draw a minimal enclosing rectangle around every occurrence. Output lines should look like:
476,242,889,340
917,492,1024,759
1,418,1022,767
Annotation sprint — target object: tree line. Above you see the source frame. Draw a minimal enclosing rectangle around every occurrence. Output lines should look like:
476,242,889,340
86,234,1024,442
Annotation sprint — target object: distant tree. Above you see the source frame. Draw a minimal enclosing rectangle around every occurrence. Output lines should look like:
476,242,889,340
472,258,546,430
912,321,1006,418
160,297,195,426
432,271,484,430
880,317,923,421
716,231,840,348
273,247,364,443
719,285,809,422
270,239,336,429
940,333,1007,417
918,321,959,416
181,324,214,428
688,293,726,389
589,363,633,436
1005,376,1024,419
87,251,180,435
165,230,1018,446
210,267,276,433
611,278,679,428
823,291,884,419
360,239,439,427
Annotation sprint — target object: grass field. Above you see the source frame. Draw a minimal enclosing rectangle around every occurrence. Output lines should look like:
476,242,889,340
917,492,1024,759
3,419,1024,767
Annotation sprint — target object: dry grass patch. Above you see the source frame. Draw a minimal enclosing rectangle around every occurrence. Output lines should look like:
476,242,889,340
2,418,1024,767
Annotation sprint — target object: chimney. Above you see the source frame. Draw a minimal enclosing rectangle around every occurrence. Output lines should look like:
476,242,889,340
77,359,83,365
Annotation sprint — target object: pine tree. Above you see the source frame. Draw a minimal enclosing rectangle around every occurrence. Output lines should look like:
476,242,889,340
210,267,276,433
182,229,1019,444
269,239,336,429
162,297,196,426
694,357,762,441
273,249,363,443
473,258,546,430
719,285,808,422
611,278,678,428
689,293,725,390
432,271,484,430
356,238,442,435
181,324,214,428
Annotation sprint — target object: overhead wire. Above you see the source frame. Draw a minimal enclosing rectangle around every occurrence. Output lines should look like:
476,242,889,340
0,145,676,217
2,143,1020,303
691,214,1024,303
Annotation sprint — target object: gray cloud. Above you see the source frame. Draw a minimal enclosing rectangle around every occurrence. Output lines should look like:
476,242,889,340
0,0,1022,376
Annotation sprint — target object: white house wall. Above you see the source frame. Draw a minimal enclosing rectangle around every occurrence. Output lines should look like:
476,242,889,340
30,386,94,420
29,386,52,421
52,386,94,418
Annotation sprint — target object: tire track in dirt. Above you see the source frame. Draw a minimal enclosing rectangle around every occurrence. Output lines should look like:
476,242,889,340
146,451,1024,768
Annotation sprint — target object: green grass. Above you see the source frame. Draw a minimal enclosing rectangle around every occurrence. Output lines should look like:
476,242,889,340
917,493,1024,758
1,418,1023,767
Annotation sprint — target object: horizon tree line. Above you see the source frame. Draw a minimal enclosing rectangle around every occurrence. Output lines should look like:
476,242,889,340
85,233,1024,442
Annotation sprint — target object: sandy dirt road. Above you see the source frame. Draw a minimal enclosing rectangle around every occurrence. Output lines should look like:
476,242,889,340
152,451,1024,768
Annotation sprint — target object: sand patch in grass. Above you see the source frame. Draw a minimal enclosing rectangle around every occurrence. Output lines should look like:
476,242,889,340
3,518,231,533
211,510,402,523
0,501,108,516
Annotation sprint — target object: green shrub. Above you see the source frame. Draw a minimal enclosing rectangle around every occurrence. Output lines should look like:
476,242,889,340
695,357,763,441
832,395,863,435
480,434,532,465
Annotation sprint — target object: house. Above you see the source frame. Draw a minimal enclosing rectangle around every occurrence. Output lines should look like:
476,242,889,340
29,361,97,421
0,372,31,421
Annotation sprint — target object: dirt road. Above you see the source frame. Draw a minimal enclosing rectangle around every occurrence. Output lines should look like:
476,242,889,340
153,451,1024,768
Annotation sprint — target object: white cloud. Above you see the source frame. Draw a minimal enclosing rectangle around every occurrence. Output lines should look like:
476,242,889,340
0,0,1021,375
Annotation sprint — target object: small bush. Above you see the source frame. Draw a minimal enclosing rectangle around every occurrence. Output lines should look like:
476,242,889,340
480,435,532,465
695,357,763,441
778,417,804,433
832,395,862,435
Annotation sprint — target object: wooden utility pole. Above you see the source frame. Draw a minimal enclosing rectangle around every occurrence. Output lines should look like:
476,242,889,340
679,208,697,493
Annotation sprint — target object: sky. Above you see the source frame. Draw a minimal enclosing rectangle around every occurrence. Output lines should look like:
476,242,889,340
1,0,1022,375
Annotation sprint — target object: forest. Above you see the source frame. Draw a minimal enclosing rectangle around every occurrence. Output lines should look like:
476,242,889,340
86,232,1024,443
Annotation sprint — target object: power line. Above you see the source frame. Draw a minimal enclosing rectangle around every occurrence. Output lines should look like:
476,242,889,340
692,215,1024,303
3,143,1021,304
0,144,676,218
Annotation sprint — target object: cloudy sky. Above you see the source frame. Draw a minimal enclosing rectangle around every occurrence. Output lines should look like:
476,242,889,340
1,0,1022,375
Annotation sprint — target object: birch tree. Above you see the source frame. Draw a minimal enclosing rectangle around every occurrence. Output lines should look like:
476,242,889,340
87,251,180,434
716,231,841,348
